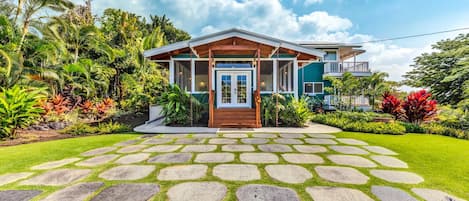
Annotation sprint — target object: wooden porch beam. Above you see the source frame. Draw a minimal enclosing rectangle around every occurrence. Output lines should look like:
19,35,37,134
210,45,259,51
256,47,261,128
208,48,214,128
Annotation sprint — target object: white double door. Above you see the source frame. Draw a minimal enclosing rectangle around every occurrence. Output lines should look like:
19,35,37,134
217,71,252,108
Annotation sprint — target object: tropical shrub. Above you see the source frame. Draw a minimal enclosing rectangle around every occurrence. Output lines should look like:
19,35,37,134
381,91,403,119
97,121,131,134
158,85,204,126
421,123,468,139
261,93,285,126
0,86,46,138
280,96,313,127
400,122,426,133
402,90,438,124
60,123,98,136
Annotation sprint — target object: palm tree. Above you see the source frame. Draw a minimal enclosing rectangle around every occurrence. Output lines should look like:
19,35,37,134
364,72,389,111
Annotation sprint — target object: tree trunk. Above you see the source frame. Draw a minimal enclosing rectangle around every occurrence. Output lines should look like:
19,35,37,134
17,20,29,52
13,0,23,25
74,46,79,63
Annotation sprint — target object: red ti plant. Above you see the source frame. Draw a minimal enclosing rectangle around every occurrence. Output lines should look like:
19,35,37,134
80,100,94,114
50,94,71,115
402,89,437,124
381,91,403,119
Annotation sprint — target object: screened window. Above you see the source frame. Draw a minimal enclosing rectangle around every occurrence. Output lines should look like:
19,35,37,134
304,82,323,94
174,61,191,91
324,50,338,61
278,60,294,92
260,61,273,92
195,61,208,92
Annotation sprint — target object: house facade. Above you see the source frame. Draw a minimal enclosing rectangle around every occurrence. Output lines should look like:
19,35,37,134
144,28,371,128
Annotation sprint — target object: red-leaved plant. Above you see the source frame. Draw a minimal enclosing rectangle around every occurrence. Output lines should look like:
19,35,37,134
402,90,437,124
381,91,403,119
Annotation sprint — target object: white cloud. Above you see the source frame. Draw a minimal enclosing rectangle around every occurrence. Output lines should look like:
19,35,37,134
299,11,352,33
304,0,324,6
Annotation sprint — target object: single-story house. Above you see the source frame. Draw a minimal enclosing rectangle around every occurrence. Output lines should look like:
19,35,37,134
144,28,371,128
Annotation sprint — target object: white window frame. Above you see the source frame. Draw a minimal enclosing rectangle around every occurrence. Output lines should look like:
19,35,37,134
304,82,324,95
323,50,339,62
193,60,210,94
277,59,295,94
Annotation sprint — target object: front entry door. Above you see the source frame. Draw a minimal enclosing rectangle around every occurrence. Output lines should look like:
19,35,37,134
217,71,252,108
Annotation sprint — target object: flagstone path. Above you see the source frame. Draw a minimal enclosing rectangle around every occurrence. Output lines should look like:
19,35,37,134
0,133,466,201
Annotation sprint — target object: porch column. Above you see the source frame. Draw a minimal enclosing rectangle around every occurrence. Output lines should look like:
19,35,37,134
256,48,261,128
208,48,214,127
293,58,299,99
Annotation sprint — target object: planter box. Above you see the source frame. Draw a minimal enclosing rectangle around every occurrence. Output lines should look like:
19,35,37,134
148,105,164,123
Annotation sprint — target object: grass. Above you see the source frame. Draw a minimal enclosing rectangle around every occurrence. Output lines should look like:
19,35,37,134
0,132,468,200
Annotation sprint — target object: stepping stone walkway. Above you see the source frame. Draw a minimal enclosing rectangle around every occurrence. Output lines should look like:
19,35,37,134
31,158,81,170
252,133,277,138
192,134,218,138
363,145,398,155
222,145,255,152
223,133,248,138
282,153,324,164
181,145,217,152
81,147,116,156
370,170,424,184
371,155,408,168
141,138,173,145
274,138,304,144
175,138,206,144
20,169,91,186
195,153,234,163
240,153,279,163
158,165,207,181
42,182,104,201
315,166,369,184
305,138,337,145
241,138,269,144
148,153,192,163
0,190,42,201
213,164,260,181
411,188,466,201
167,182,227,201
160,134,189,138
143,145,182,152
114,139,139,146
327,155,377,168
307,133,336,138
336,138,368,145
258,144,292,152
265,165,312,184
115,153,150,164
329,145,369,155
99,165,155,180
371,186,418,201
76,154,119,167
293,145,328,153
236,184,300,201
116,145,147,153
306,186,373,201
208,138,237,144
0,172,34,186
280,133,305,138
90,183,159,201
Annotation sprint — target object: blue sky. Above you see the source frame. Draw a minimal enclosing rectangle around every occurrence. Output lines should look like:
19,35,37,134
78,0,469,87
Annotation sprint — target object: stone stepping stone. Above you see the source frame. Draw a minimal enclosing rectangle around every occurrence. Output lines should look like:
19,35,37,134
329,145,369,155
167,182,227,201
213,164,260,181
42,182,104,201
160,134,189,138
81,147,117,156
336,138,368,145
307,133,336,138
279,133,305,138
115,153,150,164
363,146,398,155
148,153,193,163
411,188,466,201
258,144,292,152
141,138,173,145
370,170,424,184
192,134,218,138
181,145,217,152
315,166,369,184
305,138,338,145
236,184,300,201
175,138,206,144
99,165,155,180
293,145,327,153
223,133,248,138
282,154,324,164
209,138,238,144
306,186,373,201
274,138,304,144
157,165,207,181
252,133,277,138
195,153,235,163
370,155,408,168
241,138,269,144
76,154,119,167
114,139,140,146
240,153,279,163
265,165,313,184
0,190,42,201
20,169,91,186
90,183,159,201
116,145,147,153
143,145,182,152
371,186,418,201
327,155,377,168
0,172,34,186
222,145,255,152
31,158,81,170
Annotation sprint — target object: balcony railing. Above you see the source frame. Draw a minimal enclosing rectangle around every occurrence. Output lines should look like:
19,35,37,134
324,61,370,74
324,95,370,106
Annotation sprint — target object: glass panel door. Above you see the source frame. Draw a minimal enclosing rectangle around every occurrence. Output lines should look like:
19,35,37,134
236,75,247,104
221,75,232,104
217,71,251,108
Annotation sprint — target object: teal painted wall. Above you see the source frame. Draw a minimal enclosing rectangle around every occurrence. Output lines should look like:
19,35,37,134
298,62,330,100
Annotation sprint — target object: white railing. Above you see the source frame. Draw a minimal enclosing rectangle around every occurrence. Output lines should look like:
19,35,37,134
324,61,370,73
324,95,370,106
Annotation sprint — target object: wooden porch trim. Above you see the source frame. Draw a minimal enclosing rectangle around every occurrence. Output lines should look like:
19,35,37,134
211,45,258,51
208,48,214,127
255,47,262,128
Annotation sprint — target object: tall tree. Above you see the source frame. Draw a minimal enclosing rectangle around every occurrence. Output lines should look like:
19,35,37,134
363,72,390,110
148,14,190,44
404,33,469,105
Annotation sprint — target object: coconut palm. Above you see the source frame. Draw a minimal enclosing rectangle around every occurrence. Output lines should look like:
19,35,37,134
364,72,389,110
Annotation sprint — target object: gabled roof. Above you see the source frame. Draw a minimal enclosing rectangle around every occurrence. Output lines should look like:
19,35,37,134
144,28,325,59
